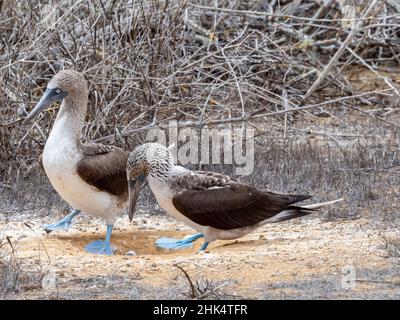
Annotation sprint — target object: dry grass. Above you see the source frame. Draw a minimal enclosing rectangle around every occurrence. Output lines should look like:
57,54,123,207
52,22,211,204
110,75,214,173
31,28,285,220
0,235,44,299
382,235,400,258
1,0,399,186
0,237,20,297
175,264,236,299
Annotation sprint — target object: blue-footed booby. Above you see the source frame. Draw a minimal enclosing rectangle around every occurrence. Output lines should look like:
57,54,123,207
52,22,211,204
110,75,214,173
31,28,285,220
126,143,343,252
37,153,81,233
24,70,129,255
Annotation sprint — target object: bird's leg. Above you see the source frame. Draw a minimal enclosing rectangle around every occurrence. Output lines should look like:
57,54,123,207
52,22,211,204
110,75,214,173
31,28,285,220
84,224,114,255
155,233,204,250
199,241,210,252
43,209,81,233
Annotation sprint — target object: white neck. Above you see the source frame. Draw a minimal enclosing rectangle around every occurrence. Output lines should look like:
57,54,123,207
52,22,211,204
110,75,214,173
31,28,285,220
48,95,87,147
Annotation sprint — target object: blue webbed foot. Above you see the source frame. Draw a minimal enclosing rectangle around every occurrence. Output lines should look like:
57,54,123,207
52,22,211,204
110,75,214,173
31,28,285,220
84,240,114,255
155,233,204,250
84,224,114,255
43,220,71,233
155,237,195,249
43,209,80,233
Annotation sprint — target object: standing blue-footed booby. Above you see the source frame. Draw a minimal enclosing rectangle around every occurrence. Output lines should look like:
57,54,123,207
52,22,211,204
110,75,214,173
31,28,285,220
37,153,81,233
127,143,343,252
24,70,129,255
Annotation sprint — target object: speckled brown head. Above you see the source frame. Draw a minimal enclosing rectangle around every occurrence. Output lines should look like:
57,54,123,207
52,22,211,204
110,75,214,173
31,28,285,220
24,70,88,124
126,143,174,221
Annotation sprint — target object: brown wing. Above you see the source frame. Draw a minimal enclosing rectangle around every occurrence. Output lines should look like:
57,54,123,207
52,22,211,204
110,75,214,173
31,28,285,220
173,170,232,190
76,143,128,199
193,170,238,185
79,142,113,156
172,180,310,230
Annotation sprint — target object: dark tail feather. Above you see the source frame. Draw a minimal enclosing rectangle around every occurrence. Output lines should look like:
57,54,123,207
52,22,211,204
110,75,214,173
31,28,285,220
269,193,312,206
290,194,312,204
264,198,343,224
265,206,318,223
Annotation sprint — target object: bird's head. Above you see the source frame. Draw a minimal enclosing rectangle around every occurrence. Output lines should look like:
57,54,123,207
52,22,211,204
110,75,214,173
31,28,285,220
24,70,87,124
126,143,174,221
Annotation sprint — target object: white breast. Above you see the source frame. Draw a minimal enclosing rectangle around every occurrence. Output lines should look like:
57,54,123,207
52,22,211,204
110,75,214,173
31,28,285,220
148,177,207,232
42,117,118,222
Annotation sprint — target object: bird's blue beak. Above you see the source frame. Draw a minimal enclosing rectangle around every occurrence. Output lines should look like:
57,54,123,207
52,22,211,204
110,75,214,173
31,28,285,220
128,173,148,222
24,87,68,124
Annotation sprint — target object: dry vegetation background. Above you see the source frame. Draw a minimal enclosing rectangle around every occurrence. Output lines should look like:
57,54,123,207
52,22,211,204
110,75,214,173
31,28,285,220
0,0,400,299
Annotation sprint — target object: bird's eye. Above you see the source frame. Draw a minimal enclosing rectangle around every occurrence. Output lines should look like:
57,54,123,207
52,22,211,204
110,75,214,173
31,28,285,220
55,89,61,94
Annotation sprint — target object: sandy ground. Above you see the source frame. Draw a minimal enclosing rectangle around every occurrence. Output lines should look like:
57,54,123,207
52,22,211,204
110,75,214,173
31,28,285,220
1,77,399,299
1,209,399,300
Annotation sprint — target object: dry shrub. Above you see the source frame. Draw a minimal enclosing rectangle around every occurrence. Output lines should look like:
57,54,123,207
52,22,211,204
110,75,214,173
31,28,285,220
0,235,44,299
1,1,399,180
0,1,399,223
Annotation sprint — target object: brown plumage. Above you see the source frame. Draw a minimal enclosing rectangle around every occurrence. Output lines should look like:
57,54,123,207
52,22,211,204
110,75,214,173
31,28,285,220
169,170,233,191
171,172,312,230
77,143,128,200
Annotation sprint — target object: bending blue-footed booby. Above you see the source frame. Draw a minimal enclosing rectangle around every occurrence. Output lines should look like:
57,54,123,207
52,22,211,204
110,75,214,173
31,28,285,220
127,143,343,252
24,70,129,255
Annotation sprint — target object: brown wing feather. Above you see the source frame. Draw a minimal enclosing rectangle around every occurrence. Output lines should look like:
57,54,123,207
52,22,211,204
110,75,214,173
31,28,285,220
170,171,232,191
76,143,128,199
172,180,310,230
80,142,113,156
